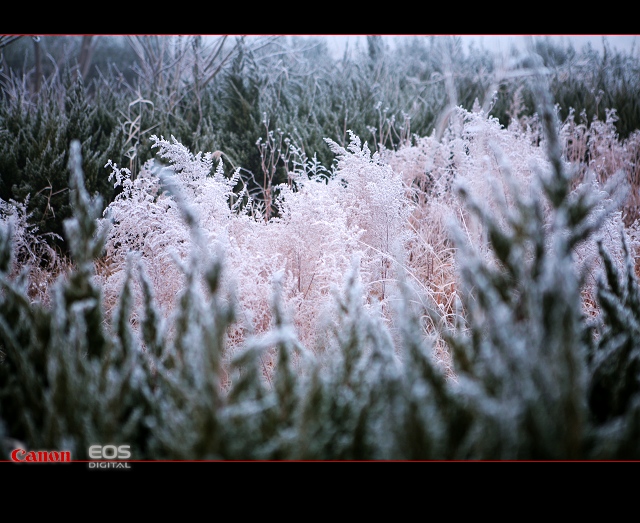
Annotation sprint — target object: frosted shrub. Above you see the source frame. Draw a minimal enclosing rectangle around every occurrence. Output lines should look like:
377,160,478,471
419,80,638,458
383,104,554,352
559,107,640,227
100,135,242,319
383,102,636,331
99,131,413,358
98,105,637,379
0,196,63,304
324,132,413,310
256,179,360,349
100,159,189,318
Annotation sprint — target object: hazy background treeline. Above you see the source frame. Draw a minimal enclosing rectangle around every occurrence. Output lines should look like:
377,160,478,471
1,34,639,255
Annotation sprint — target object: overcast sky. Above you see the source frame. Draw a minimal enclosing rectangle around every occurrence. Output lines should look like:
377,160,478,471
320,35,639,58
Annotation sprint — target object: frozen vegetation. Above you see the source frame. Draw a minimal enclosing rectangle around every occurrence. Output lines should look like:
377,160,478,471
2,36,640,459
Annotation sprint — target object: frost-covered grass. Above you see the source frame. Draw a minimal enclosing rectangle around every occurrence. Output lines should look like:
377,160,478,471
3,74,640,459
92,97,640,382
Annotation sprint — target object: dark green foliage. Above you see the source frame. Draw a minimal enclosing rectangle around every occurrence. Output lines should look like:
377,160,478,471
0,141,150,458
0,70,124,253
215,42,266,188
585,234,640,459
549,51,640,140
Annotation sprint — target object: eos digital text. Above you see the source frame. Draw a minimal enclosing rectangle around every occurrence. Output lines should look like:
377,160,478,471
88,444,132,469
